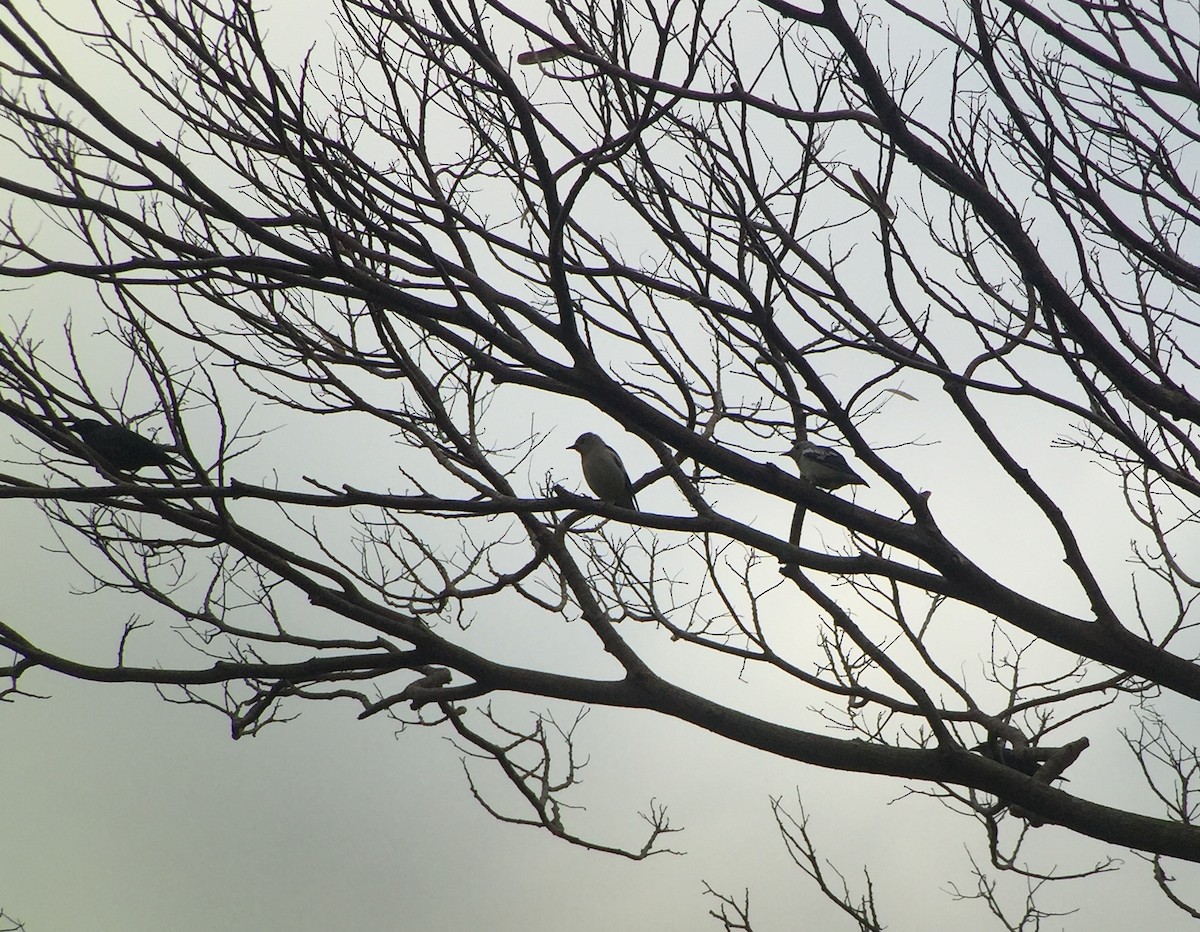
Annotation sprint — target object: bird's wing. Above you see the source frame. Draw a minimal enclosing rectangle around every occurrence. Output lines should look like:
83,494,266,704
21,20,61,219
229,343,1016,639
603,442,627,473
803,445,851,469
603,442,637,506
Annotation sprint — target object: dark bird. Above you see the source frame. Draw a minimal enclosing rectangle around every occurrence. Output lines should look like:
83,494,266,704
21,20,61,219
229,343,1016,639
516,43,584,65
69,418,179,473
569,432,637,510
787,439,868,490
971,741,1041,777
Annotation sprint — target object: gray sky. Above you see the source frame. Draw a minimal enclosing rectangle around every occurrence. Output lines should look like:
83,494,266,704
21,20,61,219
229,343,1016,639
0,427,1184,930
2,2,1198,930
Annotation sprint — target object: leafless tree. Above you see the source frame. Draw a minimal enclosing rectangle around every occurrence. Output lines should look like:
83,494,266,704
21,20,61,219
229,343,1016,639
0,909,25,932
2,0,1200,923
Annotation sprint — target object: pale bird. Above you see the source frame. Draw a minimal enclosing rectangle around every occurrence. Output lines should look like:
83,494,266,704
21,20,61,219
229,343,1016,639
569,432,637,509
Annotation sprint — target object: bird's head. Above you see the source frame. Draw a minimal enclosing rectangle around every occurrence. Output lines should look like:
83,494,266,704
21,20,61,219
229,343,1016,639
66,417,106,437
786,439,814,459
568,432,602,453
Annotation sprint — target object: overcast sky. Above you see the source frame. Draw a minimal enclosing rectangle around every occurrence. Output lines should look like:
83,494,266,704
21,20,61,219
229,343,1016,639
2,2,1198,930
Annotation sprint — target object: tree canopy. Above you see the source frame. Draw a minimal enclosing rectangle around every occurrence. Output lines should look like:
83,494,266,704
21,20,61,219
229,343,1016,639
3,0,1200,925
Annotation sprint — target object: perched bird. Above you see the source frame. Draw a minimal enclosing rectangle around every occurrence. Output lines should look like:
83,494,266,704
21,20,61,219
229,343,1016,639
971,741,1041,777
568,432,637,510
69,418,179,473
787,439,867,490
516,42,584,65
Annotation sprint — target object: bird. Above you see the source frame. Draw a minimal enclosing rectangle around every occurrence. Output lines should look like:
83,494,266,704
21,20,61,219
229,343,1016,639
971,741,1042,777
568,432,637,509
787,439,867,490
68,418,180,473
